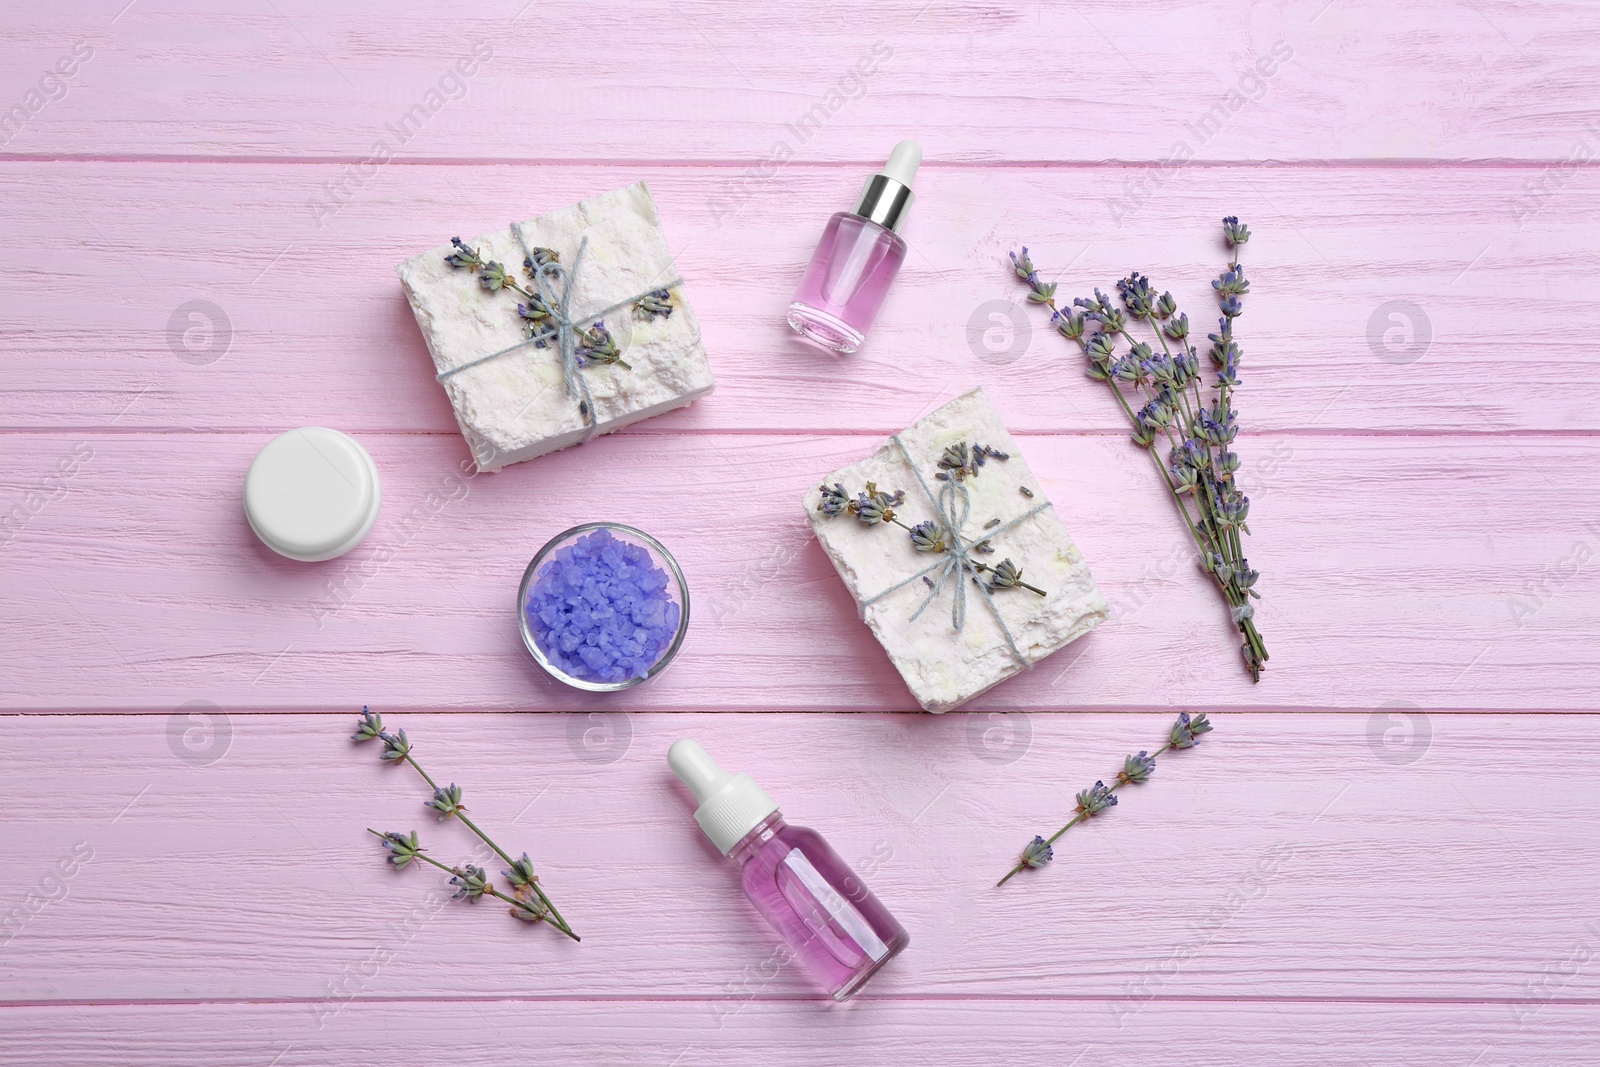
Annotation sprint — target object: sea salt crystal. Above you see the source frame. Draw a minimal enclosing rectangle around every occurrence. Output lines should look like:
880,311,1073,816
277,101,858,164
803,388,1108,712
398,182,715,472
526,528,681,683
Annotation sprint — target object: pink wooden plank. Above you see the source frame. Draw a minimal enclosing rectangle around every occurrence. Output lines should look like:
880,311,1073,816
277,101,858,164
2,713,1597,1001
1,1,1595,162
2,999,1595,1067
1,163,1594,434
2,431,1595,712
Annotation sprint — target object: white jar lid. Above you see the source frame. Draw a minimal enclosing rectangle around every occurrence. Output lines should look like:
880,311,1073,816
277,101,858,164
245,428,381,562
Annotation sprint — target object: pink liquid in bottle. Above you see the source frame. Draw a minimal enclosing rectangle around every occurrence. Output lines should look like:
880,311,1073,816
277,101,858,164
669,740,910,1001
788,213,907,354
787,141,921,354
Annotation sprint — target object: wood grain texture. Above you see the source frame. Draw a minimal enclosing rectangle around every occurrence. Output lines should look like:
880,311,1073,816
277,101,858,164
5,0,1599,1061
2,712,1597,1002
1,162,1596,435
2,999,1596,1067
1,1,1596,163
2,431,1596,712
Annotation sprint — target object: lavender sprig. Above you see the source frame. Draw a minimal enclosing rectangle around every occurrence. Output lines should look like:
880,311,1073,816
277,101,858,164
1008,225,1268,680
996,713,1212,887
983,557,1046,597
353,707,579,941
365,830,554,924
814,442,1045,598
444,236,631,375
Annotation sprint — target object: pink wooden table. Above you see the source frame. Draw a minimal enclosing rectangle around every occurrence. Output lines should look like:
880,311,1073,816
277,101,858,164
4,2,1598,1063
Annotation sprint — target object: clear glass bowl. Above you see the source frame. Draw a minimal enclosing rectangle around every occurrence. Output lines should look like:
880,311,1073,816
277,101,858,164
517,522,690,692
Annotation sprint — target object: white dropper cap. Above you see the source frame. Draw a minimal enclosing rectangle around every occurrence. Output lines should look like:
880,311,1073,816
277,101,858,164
881,139,922,187
668,739,779,855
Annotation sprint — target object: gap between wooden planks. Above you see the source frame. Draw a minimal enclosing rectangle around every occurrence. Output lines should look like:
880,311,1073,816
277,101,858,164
1,0,1596,163
0,999,1596,1066
0,163,1594,434
0,431,1594,711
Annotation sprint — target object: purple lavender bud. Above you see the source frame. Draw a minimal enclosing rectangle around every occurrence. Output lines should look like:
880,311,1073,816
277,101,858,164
379,729,410,761
1053,309,1086,340
1170,711,1213,749
1121,751,1157,784
576,321,625,366
1075,781,1118,816
1085,333,1116,361
816,483,851,518
443,237,481,270
909,520,947,553
1234,563,1260,596
449,864,490,901
1213,265,1250,297
853,492,894,525
477,261,507,291
1009,248,1034,280
1020,835,1054,869
503,853,538,888
426,783,465,817
1116,271,1159,319
353,705,383,741
378,830,421,868
634,288,674,319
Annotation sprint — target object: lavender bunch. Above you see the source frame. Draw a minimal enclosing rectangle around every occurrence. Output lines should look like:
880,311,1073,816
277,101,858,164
1009,219,1267,680
353,707,579,941
997,712,1213,887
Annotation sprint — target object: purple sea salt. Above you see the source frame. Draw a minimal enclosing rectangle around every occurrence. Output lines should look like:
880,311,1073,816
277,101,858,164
525,527,682,684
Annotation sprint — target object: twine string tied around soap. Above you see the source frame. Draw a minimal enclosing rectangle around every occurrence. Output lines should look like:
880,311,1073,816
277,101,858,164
857,434,1053,667
435,224,684,441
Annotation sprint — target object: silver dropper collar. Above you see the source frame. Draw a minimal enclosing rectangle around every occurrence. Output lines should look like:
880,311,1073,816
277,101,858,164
851,174,915,234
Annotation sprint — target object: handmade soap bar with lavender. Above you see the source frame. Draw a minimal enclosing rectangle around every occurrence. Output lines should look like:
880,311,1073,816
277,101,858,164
803,388,1108,713
397,182,715,472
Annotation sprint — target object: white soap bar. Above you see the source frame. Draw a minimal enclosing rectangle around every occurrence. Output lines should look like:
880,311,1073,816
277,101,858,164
397,182,715,472
803,388,1108,713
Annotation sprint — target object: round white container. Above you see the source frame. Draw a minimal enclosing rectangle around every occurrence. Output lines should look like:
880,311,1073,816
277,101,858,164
244,427,381,562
